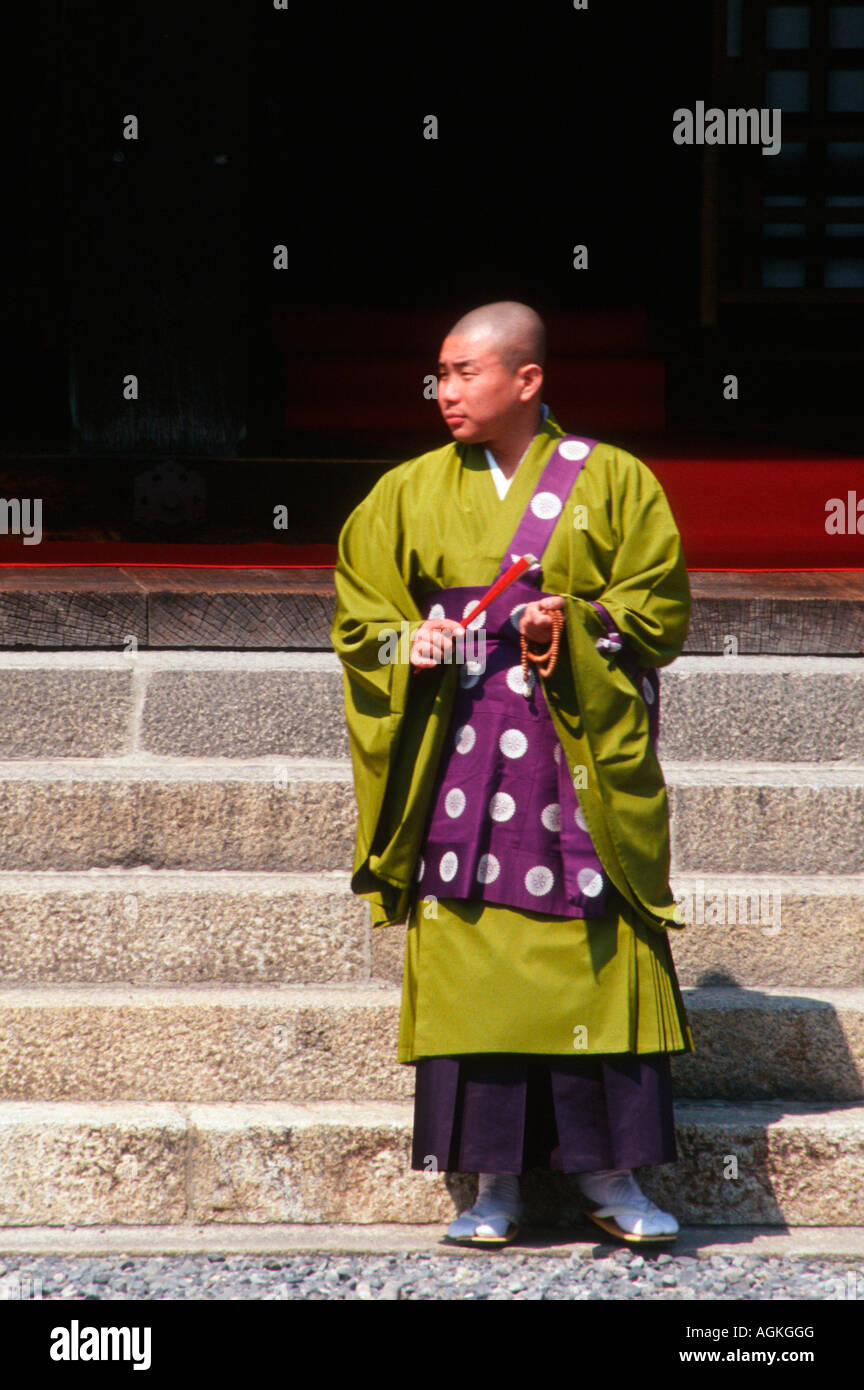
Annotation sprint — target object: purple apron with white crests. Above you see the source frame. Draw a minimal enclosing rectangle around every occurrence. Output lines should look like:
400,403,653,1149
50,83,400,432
414,434,657,919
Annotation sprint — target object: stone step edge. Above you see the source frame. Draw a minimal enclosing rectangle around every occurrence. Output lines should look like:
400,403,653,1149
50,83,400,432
0,653,347,671
2,1098,862,1124
2,1101,862,1228
0,759,861,784
0,868,353,891
2,1223,864,1260
0,982,862,1009
0,652,859,673
671,872,864,896
0,758,349,781
0,868,860,893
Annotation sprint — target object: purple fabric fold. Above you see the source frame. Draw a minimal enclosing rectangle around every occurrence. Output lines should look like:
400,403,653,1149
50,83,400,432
590,599,624,652
411,1053,678,1174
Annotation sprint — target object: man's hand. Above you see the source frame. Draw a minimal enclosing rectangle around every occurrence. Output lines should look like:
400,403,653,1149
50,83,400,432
410,617,464,669
519,595,565,644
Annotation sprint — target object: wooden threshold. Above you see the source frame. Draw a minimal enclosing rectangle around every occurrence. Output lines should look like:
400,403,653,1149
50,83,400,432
0,568,858,654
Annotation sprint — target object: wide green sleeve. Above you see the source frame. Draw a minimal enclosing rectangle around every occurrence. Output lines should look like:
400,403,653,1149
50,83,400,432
579,446,691,668
542,447,691,934
330,473,458,928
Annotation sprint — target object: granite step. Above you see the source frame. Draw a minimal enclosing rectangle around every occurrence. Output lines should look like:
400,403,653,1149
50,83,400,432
0,758,354,871
0,870,369,985
665,762,864,875
0,651,860,763
0,1099,862,1227
0,984,863,1104
0,758,859,874
0,869,861,989
666,873,864,990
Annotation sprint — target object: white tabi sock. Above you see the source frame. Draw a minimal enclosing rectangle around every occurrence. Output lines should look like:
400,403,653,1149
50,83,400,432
473,1172,522,1233
477,1172,520,1208
576,1166,679,1236
449,1172,522,1239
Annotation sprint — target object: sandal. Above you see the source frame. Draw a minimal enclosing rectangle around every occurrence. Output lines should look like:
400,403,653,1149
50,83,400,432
584,1200,679,1245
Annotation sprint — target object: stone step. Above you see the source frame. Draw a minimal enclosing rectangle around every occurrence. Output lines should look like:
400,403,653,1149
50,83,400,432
0,984,863,1104
0,652,349,760
666,763,864,874
1,1099,863,1226
5,1223,864,1261
0,984,411,1104
676,987,864,1102
1,869,861,989
666,873,864,990
0,758,354,871
0,757,860,874
0,652,861,763
657,656,864,762
0,870,369,985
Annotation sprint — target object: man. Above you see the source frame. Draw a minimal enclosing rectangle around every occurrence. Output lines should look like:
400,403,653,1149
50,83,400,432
331,301,693,1246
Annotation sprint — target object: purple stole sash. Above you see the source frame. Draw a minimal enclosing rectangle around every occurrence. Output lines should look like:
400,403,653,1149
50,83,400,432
499,434,596,577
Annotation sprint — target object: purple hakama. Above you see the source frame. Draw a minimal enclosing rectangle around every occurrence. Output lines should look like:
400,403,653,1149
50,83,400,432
411,1047,678,1174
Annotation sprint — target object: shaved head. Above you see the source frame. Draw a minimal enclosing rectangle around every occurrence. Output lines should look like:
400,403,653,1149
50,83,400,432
437,301,546,455
445,301,546,373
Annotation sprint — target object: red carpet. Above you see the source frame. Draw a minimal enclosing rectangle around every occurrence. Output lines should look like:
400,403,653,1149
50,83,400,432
647,454,864,569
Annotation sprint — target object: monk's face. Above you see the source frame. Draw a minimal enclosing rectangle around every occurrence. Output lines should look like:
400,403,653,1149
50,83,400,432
437,331,534,443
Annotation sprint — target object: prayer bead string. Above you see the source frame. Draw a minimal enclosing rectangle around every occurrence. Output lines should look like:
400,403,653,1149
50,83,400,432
521,609,565,684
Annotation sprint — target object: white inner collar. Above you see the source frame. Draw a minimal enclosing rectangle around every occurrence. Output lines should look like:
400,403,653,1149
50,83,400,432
484,403,550,498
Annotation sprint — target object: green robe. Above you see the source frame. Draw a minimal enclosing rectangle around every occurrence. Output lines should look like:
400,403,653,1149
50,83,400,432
331,409,694,1062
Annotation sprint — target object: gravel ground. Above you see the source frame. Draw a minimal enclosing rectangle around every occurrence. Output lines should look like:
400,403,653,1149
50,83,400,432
1,1249,863,1301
